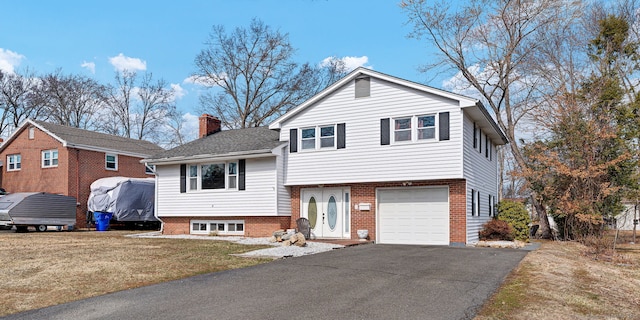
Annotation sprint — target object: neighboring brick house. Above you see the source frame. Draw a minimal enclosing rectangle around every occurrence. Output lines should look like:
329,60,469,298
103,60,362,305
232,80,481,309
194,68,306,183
145,68,508,245
0,119,164,228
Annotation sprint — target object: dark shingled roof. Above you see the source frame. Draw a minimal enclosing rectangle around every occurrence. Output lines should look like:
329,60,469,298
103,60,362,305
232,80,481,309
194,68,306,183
146,126,282,162
33,120,164,156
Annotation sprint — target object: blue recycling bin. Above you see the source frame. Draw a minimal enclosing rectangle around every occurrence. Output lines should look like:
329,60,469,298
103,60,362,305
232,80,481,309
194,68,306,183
93,212,113,231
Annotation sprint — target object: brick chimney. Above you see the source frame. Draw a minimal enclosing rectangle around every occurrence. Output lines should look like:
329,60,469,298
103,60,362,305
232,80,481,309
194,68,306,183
199,114,222,138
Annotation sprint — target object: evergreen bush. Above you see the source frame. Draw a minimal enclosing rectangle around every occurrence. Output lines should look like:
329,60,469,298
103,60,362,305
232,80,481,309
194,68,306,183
497,200,532,241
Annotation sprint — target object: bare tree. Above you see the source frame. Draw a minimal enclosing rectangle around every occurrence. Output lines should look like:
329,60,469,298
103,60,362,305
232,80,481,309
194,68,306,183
160,110,190,148
0,69,46,136
39,70,107,129
105,71,136,137
401,0,585,238
105,71,176,142
194,18,347,129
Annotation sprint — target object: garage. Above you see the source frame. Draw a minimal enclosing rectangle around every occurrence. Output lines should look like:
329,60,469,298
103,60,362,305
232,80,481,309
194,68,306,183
377,187,450,245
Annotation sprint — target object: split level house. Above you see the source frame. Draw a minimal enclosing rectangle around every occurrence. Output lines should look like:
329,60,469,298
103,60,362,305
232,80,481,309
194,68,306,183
143,68,508,245
0,119,164,228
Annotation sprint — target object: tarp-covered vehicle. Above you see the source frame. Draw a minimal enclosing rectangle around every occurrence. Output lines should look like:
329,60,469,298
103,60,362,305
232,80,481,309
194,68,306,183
0,192,76,232
87,177,158,228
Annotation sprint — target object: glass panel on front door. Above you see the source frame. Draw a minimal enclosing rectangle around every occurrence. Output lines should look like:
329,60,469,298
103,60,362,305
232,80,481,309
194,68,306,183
308,197,318,229
327,196,337,230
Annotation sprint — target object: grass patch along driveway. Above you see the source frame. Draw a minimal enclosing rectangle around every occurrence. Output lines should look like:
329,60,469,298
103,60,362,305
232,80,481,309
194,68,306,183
0,230,271,317
476,234,640,320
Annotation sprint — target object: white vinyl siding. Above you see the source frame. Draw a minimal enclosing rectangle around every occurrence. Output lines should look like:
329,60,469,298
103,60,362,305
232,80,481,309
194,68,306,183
155,157,286,217
276,147,291,216
463,113,500,243
280,77,464,185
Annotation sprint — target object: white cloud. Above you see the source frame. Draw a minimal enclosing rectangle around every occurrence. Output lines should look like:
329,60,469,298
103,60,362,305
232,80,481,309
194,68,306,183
81,61,96,74
170,83,186,99
108,53,146,72
183,74,226,87
320,55,371,72
0,48,25,74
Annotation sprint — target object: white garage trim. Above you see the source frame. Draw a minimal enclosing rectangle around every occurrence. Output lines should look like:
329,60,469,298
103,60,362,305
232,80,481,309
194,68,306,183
376,186,450,245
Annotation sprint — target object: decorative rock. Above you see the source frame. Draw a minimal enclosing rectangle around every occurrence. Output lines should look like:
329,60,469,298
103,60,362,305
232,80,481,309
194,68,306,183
268,236,277,243
282,233,292,241
293,232,306,247
282,239,291,246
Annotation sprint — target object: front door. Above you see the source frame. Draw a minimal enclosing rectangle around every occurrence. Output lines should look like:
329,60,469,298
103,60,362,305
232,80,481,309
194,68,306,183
302,188,345,238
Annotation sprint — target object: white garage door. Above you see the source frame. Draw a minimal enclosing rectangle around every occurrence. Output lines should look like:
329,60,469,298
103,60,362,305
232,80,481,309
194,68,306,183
377,187,449,245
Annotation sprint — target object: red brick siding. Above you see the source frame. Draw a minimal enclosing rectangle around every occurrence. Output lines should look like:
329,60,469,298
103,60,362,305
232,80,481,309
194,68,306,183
0,125,153,228
0,126,69,194
290,179,468,244
71,149,152,228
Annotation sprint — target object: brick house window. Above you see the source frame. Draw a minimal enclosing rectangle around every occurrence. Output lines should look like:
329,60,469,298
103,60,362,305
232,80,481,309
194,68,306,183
7,154,21,171
105,154,118,171
28,127,35,139
41,149,58,168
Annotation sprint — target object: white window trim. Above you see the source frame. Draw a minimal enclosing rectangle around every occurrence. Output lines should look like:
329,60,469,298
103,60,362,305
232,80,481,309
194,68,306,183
300,127,316,150
105,153,118,171
190,220,245,235
299,125,336,151
41,149,58,168
187,161,238,192
7,154,21,171
392,115,438,144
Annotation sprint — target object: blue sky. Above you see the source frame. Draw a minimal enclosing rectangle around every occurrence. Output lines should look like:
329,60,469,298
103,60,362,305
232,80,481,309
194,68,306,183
0,0,448,139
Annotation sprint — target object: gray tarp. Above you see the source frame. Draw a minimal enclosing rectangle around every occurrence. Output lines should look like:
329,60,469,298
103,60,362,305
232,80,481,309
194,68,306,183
88,177,157,222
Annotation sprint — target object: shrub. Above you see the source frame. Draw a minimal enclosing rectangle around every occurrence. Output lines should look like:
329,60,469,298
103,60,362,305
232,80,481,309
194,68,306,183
479,219,514,241
497,200,531,241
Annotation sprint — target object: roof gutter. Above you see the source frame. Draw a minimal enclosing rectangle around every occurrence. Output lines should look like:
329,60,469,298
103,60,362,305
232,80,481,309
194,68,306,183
142,149,278,165
65,143,157,158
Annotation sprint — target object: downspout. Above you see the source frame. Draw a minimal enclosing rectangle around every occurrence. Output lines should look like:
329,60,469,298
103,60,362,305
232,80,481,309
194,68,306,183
150,164,164,233
76,149,81,227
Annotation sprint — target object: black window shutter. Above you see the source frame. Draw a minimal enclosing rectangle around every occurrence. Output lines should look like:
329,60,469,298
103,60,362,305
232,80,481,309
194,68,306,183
180,164,186,193
380,118,390,145
289,129,298,153
473,122,477,148
485,134,489,158
479,130,482,153
439,112,450,141
471,189,476,216
337,123,346,149
238,159,246,191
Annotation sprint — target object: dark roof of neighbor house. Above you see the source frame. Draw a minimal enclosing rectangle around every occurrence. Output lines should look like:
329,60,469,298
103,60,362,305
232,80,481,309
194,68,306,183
145,126,283,163
32,120,164,156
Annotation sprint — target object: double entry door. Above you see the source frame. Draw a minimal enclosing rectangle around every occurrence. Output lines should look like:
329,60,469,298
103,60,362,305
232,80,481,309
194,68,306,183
301,188,347,238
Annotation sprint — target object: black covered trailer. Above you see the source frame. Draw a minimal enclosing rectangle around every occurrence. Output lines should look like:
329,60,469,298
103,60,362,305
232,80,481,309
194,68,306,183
0,192,77,232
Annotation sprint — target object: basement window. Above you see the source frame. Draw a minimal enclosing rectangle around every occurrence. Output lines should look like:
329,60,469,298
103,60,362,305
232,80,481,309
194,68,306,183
190,220,245,235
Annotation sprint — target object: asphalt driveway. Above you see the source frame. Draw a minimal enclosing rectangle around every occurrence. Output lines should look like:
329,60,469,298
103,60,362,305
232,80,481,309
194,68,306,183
4,244,528,320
